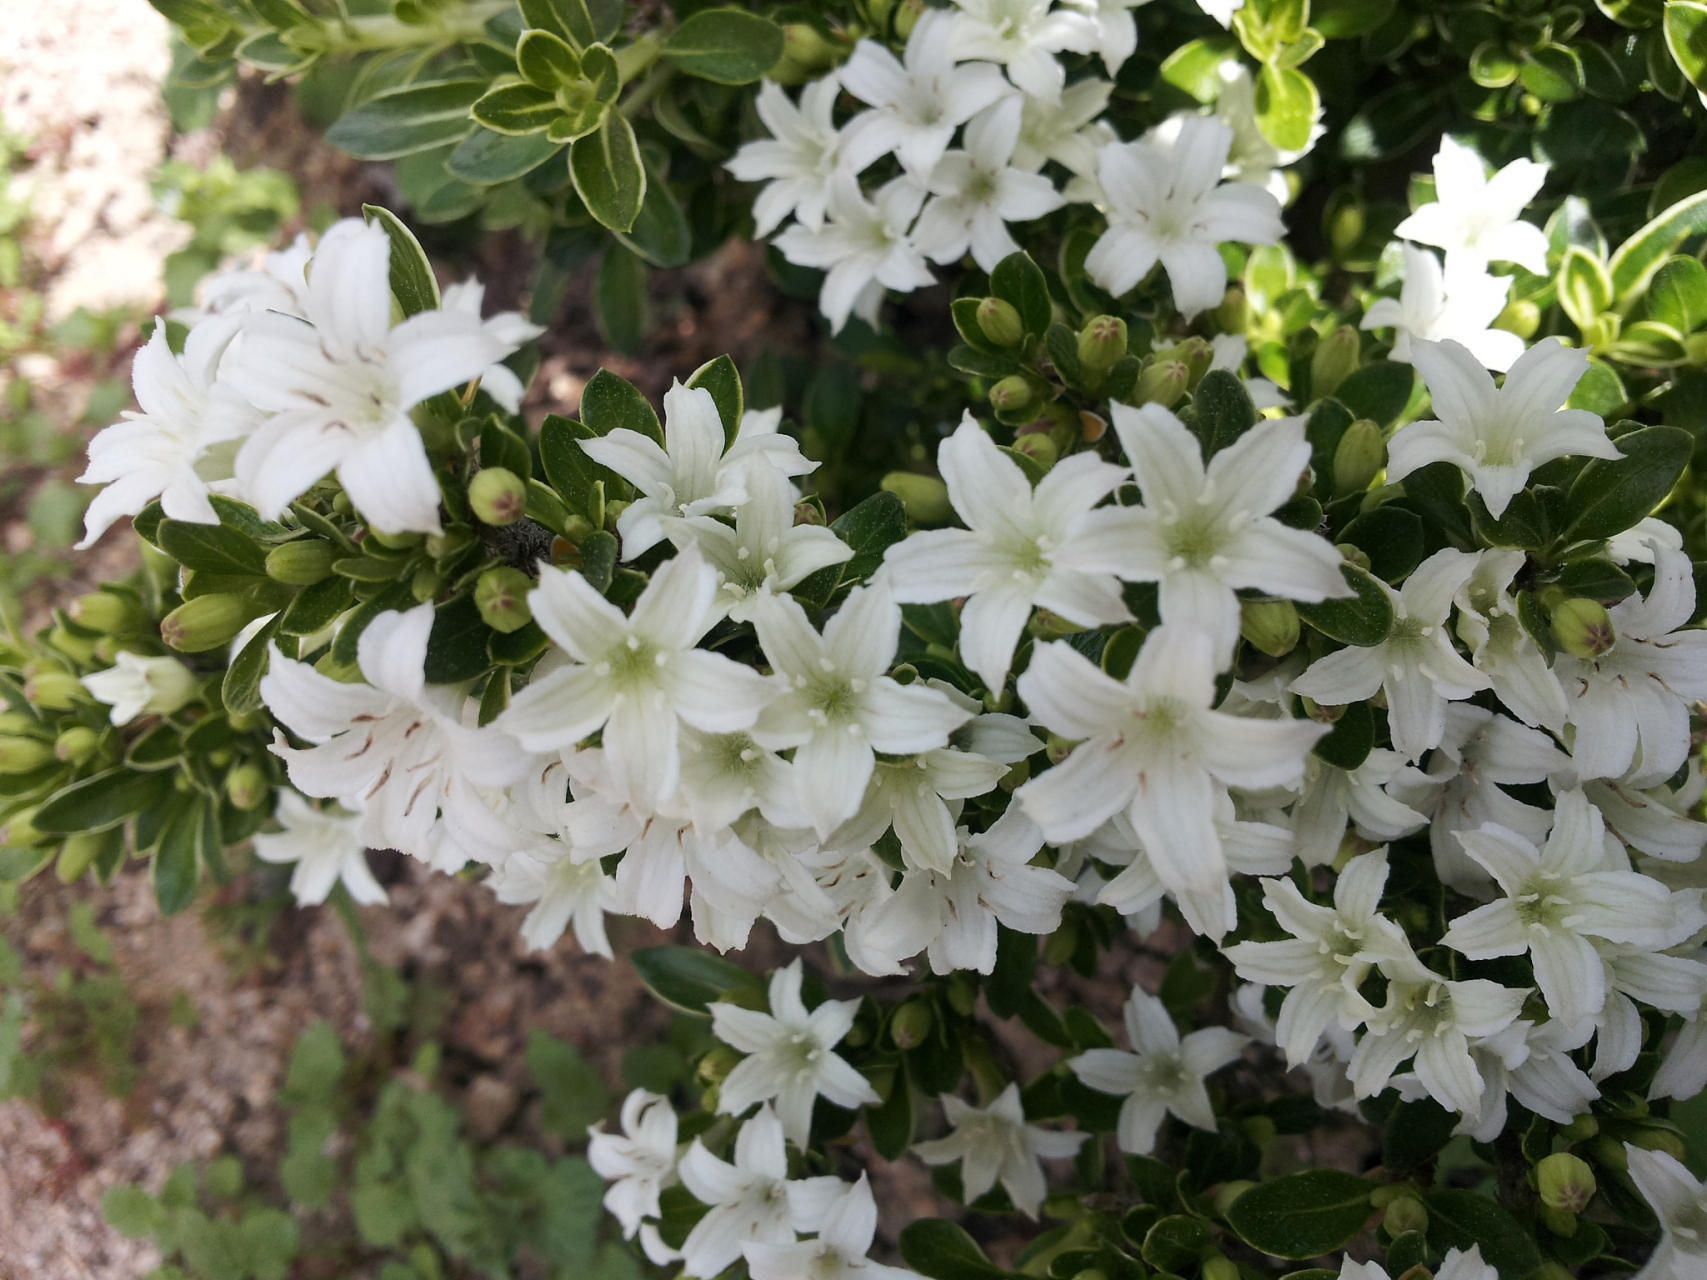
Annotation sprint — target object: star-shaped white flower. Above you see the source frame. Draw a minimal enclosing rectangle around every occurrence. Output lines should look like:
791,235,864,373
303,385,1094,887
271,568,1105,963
1055,401,1349,662
253,792,387,907
1453,548,1568,733
1064,0,1153,74
225,218,518,534
744,1174,913,1280
588,1088,680,1239
174,232,312,324
1288,749,1427,869
913,1083,1087,1217
775,174,936,334
884,412,1130,692
1363,244,1524,372
1069,986,1249,1154
1010,77,1112,176
840,10,1012,177
1291,547,1492,761
80,651,198,725
1394,135,1551,282
709,958,881,1146
439,277,546,412
1445,1018,1598,1144
946,0,1100,104
1624,1144,1707,1280
1210,63,1313,203
728,75,849,237
1348,969,1526,1117
912,97,1066,271
1083,116,1284,316
824,746,1011,875
1389,337,1617,519
485,844,618,956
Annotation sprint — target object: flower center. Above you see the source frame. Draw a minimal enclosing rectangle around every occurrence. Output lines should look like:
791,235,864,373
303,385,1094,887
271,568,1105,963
1160,508,1226,572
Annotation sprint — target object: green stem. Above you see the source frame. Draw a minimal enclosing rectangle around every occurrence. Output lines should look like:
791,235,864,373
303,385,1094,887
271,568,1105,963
619,61,672,122
295,0,513,55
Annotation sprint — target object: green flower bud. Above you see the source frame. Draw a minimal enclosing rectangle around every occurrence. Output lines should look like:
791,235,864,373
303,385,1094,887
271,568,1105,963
881,472,953,524
1215,286,1249,335
1494,299,1540,338
1537,1152,1596,1213
782,22,836,69
890,1000,934,1050
1383,1195,1428,1236
1077,315,1128,371
55,726,101,766
1329,197,1365,257
1045,733,1079,765
48,626,98,664
266,539,337,585
1213,1181,1255,1217
0,807,41,847
0,712,33,734
476,568,536,634
469,467,527,526
1593,1135,1628,1171
68,592,143,634
56,831,110,884
1333,419,1388,496
989,375,1034,413
160,593,256,652
603,498,631,532
1560,1114,1599,1142
1550,597,1616,659
1629,1127,1687,1161
894,0,926,37
1240,599,1300,657
1311,324,1362,400
0,736,55,774
225,762,271,812
1012,432,1058,471
1299,695,1345,723
1028,608,1087,639
1132,359,1188,409
793,501,826,527
697,1044,742,1085
558,514,597,544
1173,336,1215,388
1202,1256,1240,1280
368,526,423,550
946,971,977,1017
1000,758,1029,791
977,296,1025,347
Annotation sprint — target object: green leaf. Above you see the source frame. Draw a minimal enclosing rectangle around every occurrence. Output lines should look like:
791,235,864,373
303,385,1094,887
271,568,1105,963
571,110,645,232
1312,699,1374,770
613,160,692,268
1561,425,1693,543
580,368,663,443
287,1022,347,1101
362,204,441,316
661,9,785,84
1470,488,1548,550
1610,189,1707,299
1558,245,1614,330
898,1219,1010,1280
240,1208,299,1280
450,127,564,185
1143,1215,1213,1272
279,575,353,638
103,1185,165,1239
325,79,484,160
1312,0,1396,38
1295,565,1394,646
1255,63,1320,151
629,945,763,1015
794,491,907,606
541,413,624,519
34,768,174,835
1160,35,1241,101
471,82,564,135
579,529,619,593
1338,505,1424,582
333,582,418,668
1424,1189,1544,1279
1333,361,1415,427
424,594,495,684
157,519,266,576
1665,0,1707,92
518,28,581,88
688,354,743,446
562,0,624,47
1192,369,1256,457
866,1062,914,1160
947,343,1020,379
1226,1170,1374,1259
989,251,1052,336
595,243,648,354
1383,1096,1458,1172
1555,557,1637,604
1648,254,1707,332
152,793,206,915
224,612,283,715
529,1029,613,1140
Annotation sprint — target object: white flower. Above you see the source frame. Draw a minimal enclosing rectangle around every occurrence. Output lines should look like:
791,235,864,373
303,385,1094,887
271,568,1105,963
1394,135,1550,282
580,380,816,561
261,605,530,863
1608,516,1685,566
1349,970,1526,1117
1223,850,1415,1065
1446,1019,1598,1144
1011,78,1112,176
1291,547,1491,761
744,1173,913,1280
252,792,387,907
884,413,1130,691
859,806,1073,975
1591,940,1707,1082
1083,116,1284,316
711,959,880,1147
662,460,851,623
752,579,972,837
1362,244,1524,372
1442,790,1698,1026
1018,623,1326,887
1195,0,1244,26
1624,1145,1707,1280
676,1104,845,1280
728,76,848,237
225,219,518,535
486,845,618,956
80,651,198,725
1069,986,1249,1154
439,278,545,413
946,0,1100,104
913,1083,1086,1216
1556,544,1707,788
1065,0,1152,74
499,547,777,811
1210,63,1312,204
77,315,258,547
1437,1247,1501,1280
1288,750,1427,869
840,11,1011,177
1339,1260,1391,1280
1651,1015,1707,1102
174,232,312,324
1453,548,1568,733
775,174,935,334
912,97,1066,271
588,1088,680,1239
1587,765,1707,863
824,746,1010,875
1389,337,1617,519
676,726,810,834
1054,402,1348,660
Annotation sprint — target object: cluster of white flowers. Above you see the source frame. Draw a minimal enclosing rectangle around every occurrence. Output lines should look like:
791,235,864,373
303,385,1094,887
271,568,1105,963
728,0,1305,331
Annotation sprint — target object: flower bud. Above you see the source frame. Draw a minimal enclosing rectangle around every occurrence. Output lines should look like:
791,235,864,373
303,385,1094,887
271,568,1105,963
1240,599,1300,657
1628,1128,1688,1161
1011,432,1058,471
68,592,143,634
0,736,55,774
1383,1195,1428,1236
894,0,926,37
160,594,255,652
1299,695,1345,723
781,22,836,70
1215,286,1249,335
55,726,101,766
890,1000,934,1050
1132,359,1188,409
469,467,527,526
1560,1115,1599,1142
225,762,271,812
26,665,86,710
793,501,826,527
266,539,337,585
603,498,631,532
1336,543,1372,573
697,1045,742,1084
1077,315,1128,371
989,375,1034,413
1045,733,1079,765
1311,325,1362,400
48,625,98,664
1593,1136,1628,1170
881,472,953,524
1202,1256,1240,1280
368,526,423,550
476,568,536,634
946,971,977,1017
1537,1152,1596,1213
1029,608,1087,639
1550,598,1616,659
1213,1181,1255,1217
1172,336,1214,388
1000,758,1029,791
0,807,40,847
1332,419,1387,496
1494,299,1540,338
55,831,110,884
977,296,1025,348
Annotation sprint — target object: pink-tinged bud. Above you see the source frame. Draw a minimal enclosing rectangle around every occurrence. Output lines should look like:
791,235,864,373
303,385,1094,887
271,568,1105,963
976,296,1025,347
470,467,527,526
1538,1152,1596,1213
1077,315,1128,370
1132,360,1187,409
1550,597,1616,659
475,568,535,634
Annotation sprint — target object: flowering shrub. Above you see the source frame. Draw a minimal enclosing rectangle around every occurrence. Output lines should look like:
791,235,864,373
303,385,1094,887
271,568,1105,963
11,0,1707,1274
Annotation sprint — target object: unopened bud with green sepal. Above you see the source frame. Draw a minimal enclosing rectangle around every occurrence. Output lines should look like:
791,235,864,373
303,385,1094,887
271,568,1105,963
1240,599,1300,657
68,592,143,634
55,726,101,766
977,296,1025,347
1133,360,1187,408
1382,1195,1428,1236
989,375,1034,413
890,1000,934,1049
266,539,337,585
0,736,55,774
161,594,256,652
476,568,536,634
1537,1151,1596,1214
1202,1257,1239,1280
25,666,86,710
1550,597,1615,659
470,467,527,526
1012,432,1058,471
55,831,111,884
881,472,953,524
1170,336,1214,388
1333,419,1387,495
1077,315,1127,370
1311,324,1361,399
225,762,271,811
